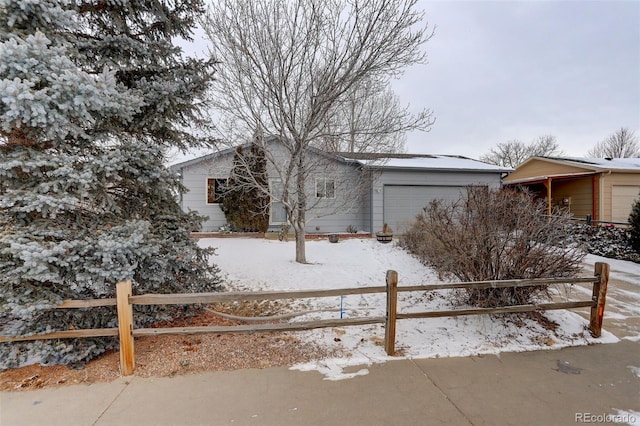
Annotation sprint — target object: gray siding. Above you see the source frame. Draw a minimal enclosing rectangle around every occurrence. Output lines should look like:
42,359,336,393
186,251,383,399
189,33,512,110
175,145,369,233
174,146,505,235
177,151,234,232
304,168,370,233
264,142,369,233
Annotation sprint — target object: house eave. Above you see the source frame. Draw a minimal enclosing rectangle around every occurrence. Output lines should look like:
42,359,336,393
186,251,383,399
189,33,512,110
503,171,598,185
365,164,512,173
521,156,640,174
335,152,512,174
169,145,240,172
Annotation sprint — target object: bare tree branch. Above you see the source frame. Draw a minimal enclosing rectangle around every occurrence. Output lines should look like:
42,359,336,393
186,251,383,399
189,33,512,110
316,77,433,153
402,187,585,307
480,135,563,168
587,127,640,158
201,0,433,263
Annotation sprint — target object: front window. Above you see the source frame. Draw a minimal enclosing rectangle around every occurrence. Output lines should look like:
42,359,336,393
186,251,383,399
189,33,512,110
270,179,287,224
316,178,335,199
206,178,227,204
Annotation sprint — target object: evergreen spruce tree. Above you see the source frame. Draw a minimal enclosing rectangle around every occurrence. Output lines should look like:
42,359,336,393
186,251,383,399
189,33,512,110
221,142,269,232
0,0,222,368
629,195,640,254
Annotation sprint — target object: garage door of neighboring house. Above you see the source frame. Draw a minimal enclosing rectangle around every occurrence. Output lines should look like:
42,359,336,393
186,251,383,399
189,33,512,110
383,185,466,233
612,185,640,223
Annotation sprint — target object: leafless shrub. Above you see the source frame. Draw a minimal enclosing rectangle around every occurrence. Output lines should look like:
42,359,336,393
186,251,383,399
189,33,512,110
402,187,586,307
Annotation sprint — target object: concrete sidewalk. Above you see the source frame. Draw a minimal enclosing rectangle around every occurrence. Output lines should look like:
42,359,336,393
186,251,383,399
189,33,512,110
1,340,638,426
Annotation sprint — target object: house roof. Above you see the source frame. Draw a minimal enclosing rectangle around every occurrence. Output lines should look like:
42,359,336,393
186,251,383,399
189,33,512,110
524,156,640,172
170,137,360,172
335,152,513,173
170,143,512,174
170,145,238,171
503,156,640,185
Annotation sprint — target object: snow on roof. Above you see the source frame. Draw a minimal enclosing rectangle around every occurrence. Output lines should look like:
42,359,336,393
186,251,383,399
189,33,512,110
169,148,233,171
381,155,512,172
172,149,513,173
541,156,640,171
336,152,512,173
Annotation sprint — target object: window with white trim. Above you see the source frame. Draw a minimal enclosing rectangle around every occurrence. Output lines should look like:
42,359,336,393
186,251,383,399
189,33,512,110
315,178,336,199
206,178,227,204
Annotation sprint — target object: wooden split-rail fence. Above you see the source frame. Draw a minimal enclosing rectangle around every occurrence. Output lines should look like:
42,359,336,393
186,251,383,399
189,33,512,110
0,263,610,376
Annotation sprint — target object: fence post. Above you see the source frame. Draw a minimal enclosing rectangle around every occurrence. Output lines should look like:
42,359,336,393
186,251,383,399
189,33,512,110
117,280,135,376
384,270,398,356
589,262,610,337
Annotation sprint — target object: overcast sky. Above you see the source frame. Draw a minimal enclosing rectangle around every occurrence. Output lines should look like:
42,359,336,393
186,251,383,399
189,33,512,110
397,0,640,158
179,0,640,161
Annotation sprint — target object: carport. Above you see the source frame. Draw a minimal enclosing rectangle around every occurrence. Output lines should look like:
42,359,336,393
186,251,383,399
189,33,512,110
503,172,597,218
503,157,640,224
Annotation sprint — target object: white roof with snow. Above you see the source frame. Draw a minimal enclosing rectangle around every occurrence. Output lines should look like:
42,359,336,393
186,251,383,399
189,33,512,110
543,157,640,171
336,153,512,173
376,155,512,172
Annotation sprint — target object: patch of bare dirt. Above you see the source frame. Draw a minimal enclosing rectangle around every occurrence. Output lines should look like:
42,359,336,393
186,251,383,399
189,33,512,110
0,303,332,392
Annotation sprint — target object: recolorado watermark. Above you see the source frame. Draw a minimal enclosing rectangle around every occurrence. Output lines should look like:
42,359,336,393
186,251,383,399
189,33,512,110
575,412,637,424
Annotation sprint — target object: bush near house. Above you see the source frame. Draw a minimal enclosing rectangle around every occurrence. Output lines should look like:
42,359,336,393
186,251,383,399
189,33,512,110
401,187,585,308
564,223,639,263
220,143,270,232
630,196,640,255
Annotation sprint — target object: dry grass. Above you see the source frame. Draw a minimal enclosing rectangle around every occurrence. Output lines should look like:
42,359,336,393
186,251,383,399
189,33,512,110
0,303,332,392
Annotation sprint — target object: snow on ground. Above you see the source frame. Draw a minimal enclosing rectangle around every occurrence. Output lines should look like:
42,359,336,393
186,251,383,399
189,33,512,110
202,238,634,380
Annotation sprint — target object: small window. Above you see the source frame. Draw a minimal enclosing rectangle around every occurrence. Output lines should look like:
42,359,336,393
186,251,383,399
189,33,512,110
206,178,227,204
316,178,336,199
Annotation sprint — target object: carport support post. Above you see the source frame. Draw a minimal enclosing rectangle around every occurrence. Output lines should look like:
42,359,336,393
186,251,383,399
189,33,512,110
385,270,398,356
117,280,135,376
589,262,610,338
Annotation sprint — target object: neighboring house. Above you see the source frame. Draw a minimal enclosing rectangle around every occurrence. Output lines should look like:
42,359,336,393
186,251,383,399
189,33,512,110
170,142,511,234
503,157,640,223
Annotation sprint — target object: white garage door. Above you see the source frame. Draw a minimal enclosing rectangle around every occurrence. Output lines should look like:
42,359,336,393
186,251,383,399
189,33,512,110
612,185,640,223
383,185,466,233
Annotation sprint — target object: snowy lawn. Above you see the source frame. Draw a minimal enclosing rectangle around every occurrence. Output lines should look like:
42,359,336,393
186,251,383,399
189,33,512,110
201,237,632,380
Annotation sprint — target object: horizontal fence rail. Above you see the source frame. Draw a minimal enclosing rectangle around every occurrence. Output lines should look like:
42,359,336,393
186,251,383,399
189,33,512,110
396,301,596,320
0,328,120,343
384,263,609,355
133,317,386,338
0,263,609,376
129,286,387,305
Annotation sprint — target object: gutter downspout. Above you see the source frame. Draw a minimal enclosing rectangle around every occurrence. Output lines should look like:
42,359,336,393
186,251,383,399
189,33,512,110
369,169,374,234
600,170,611,221
592,174,598,221
546,177,552,216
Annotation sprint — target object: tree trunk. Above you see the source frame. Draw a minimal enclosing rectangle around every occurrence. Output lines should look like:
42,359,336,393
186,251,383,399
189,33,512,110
294,150,307,263
294,224,306,263
4,128,43,150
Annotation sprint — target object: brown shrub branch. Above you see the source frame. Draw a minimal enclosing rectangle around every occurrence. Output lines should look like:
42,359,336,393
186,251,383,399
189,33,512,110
402,187,586,308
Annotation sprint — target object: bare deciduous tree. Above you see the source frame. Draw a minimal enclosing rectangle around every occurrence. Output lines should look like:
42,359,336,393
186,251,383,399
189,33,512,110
480,135,563,168
402,187,585,307
587,127,640,158
317,77,433,153
202,0,433,263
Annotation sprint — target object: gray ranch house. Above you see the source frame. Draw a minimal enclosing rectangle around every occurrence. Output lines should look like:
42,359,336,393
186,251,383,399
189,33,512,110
170,143,511,235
